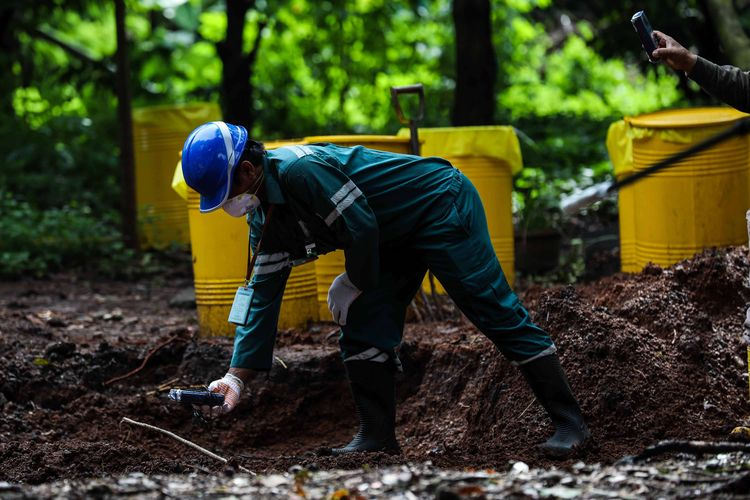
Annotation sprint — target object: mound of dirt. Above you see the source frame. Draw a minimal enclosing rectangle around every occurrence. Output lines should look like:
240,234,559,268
1,248,749,483
397,247,750,466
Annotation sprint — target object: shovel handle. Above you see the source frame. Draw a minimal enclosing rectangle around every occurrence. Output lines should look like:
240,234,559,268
390,84,425,125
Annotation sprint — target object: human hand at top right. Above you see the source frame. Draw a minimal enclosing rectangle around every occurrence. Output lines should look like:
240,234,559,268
652,31,698,74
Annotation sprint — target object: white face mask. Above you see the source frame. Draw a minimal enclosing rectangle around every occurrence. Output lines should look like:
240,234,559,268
223,192,261,217
223,169,264,218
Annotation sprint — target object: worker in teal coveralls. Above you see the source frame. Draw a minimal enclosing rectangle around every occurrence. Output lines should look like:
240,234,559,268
181,121,590,457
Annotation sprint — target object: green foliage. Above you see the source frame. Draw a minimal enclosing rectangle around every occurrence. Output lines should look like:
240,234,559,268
0,111,119,213
1,0,711,282
0,193,134,278
499,30,682,119
252,0,454,137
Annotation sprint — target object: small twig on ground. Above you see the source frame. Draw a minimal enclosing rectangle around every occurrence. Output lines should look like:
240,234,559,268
145,376,183,396
157,376,182,389
274,356,288,369
516,398,536,420
627,440,750,462
104,336,179,386
120,417,255,475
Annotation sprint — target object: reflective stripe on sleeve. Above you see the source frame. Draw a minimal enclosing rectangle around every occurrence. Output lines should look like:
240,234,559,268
255,252,290,264
287,145,314,159
254,252,291,275
324,181,363,226
330,180,357,205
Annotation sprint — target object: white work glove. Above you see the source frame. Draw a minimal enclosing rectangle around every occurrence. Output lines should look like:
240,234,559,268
205,372,244,416
327,272,362,326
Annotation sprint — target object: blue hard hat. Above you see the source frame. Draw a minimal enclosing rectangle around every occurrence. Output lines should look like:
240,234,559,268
181,121,248,213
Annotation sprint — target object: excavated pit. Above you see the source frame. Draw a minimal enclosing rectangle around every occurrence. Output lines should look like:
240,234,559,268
1,247,749,484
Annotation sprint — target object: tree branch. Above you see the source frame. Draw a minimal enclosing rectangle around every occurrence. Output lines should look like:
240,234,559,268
28,27,114,73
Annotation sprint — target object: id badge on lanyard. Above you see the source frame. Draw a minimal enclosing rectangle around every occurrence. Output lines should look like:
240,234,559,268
228,286,253,326
227,205,275,327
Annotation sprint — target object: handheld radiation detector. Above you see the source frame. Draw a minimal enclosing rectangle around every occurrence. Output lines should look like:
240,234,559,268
631,11,658,63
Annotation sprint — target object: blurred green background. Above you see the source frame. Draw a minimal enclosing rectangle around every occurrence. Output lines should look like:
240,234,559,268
0,0,743,280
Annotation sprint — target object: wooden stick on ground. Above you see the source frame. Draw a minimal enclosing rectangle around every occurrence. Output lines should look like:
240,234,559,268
120,417,255,475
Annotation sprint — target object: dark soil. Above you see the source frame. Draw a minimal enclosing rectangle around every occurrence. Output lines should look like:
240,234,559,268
1,247,749,484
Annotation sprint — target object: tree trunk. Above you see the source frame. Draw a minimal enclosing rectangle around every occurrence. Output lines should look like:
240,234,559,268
114,0,138,250
705,0,750,68
218,0,266,131
451,0,497,125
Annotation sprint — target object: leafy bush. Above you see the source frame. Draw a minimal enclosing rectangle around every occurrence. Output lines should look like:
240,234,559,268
498,22,683,120
511,115,615,229
0,193,135,278
1,93,119,214
495,17,686,239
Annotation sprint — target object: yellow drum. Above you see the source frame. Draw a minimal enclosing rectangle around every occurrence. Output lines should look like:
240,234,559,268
617,175,637,272
186,140,318,337
607,120,639,272
303,135,412,320
133,103,220,249
623,108,749,271
412,127,522,289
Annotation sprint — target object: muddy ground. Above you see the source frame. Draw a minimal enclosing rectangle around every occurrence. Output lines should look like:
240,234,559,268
1,247,750,491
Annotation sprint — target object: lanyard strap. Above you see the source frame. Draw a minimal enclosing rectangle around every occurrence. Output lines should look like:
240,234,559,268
245,204,276,285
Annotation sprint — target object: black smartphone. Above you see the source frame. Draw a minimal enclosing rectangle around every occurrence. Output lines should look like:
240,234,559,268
631,11,658,63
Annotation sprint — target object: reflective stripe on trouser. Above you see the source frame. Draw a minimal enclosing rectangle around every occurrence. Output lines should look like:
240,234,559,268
339,248,424,371
340,171,554,365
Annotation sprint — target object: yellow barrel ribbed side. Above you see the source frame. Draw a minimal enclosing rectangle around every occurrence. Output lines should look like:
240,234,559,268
187,138,319,337
302,135,412,320
133,103,221,249
626,108,749,270
278,263,319,329
188,188,249,337
618,179,638,273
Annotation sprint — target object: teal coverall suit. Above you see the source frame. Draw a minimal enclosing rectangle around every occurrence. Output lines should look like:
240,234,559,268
231,143,555,370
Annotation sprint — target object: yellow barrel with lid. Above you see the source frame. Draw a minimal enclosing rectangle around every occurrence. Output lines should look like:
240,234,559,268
302,135,412,320
187,140,318,337
133,103,220,249
625,107,749,270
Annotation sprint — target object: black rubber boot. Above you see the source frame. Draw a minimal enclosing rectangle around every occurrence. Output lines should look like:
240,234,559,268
519,353,590,457
331,360,400,454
